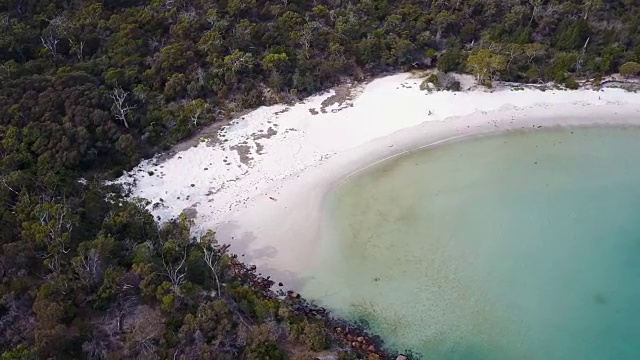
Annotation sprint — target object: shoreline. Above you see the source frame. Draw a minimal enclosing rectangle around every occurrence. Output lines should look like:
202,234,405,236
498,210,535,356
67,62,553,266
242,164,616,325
217,104,640,289
339,121,640,187
114,72,640,289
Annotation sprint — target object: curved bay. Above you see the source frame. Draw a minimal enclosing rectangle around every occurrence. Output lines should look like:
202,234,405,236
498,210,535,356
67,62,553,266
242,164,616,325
303,126,640,360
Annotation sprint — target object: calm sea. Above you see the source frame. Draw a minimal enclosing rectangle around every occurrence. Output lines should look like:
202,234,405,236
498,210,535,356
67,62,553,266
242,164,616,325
302,126,640,360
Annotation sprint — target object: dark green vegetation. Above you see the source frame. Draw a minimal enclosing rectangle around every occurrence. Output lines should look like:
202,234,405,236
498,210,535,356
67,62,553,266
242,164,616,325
2,0,640,358
1,201,343,359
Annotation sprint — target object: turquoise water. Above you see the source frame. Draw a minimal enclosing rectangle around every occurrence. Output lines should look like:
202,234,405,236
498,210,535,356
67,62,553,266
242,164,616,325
302,126,640,360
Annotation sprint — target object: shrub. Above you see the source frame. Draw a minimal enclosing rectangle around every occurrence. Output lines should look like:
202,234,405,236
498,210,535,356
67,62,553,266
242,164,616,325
290,322,329,352
620,61,640,77
420,73,439,91
564,76,579,89
437,47,461,72
244,324,286,360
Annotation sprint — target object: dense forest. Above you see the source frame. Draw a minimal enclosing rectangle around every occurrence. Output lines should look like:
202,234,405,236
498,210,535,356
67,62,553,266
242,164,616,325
2,0,640,358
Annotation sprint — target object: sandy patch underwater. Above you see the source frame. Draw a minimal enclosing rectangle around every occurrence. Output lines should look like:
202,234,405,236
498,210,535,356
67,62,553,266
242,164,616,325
303,126,640,360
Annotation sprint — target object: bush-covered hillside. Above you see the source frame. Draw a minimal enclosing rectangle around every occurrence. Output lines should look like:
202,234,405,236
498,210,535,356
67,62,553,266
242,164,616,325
2,0,640,358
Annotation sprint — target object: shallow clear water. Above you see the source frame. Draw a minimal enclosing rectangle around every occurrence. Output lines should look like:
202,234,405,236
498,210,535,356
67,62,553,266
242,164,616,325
302,126,640,360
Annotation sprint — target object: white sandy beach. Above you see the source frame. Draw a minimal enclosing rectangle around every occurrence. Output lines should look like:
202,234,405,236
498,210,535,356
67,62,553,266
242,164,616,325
115,72,640,287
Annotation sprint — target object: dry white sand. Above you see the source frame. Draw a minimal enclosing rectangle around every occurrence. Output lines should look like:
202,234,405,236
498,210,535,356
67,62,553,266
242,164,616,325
115,72,640,287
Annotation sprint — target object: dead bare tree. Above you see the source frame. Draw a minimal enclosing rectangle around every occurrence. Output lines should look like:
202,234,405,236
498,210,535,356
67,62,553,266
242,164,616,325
132,333,157,358
583,0,603,20
574,37,590,73
110,87,136,128
503,44,523,69
148,36,166,51
40,12,73,60
190,111,201,127
36,199,72,249
33,198,74,275
528,0,543,25
73,248,102,290
164,0,175,9
162,250,187,294
524,43,545,64
198,230,228,297
202,243,224,297
583,37,590,51
115,294,137,333
40,35,59,57
1,172,19,195
186,99,207,127
43,13,66,28
121,305,163,358
70,39,85,60
298,24,316,59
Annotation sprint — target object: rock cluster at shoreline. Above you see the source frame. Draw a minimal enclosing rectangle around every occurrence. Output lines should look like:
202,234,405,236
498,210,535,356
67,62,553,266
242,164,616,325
225,250,415,359
115,72,640,360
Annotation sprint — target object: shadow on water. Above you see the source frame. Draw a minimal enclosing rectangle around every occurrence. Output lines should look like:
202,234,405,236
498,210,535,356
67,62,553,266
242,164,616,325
593,292,608,305
215,220,312,289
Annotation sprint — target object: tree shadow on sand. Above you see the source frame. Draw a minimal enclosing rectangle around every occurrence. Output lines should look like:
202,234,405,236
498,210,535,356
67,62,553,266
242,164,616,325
215,220,312,289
